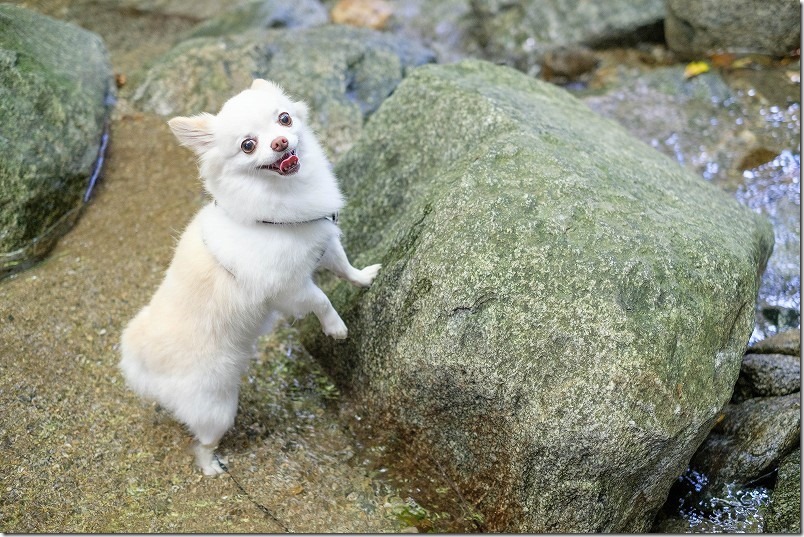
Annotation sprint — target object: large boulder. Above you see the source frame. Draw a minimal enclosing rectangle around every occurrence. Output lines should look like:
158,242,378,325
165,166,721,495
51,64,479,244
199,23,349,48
665,0,801,59
129,25,434,160
0,5,113,278
301,59,774,531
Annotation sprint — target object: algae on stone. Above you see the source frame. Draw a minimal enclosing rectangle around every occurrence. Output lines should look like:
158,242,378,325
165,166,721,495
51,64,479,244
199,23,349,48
0,4,113,278
302,59,774,532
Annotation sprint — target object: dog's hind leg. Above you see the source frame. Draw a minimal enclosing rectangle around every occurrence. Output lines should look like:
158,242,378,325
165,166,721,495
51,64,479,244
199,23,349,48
182,390,239,476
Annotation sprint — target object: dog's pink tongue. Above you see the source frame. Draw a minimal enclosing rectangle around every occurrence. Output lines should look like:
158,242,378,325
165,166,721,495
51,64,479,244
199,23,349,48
279,154,299,173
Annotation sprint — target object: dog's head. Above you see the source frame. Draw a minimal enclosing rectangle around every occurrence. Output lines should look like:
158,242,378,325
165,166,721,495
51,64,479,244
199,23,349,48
168,79,310,178
167,80,343,223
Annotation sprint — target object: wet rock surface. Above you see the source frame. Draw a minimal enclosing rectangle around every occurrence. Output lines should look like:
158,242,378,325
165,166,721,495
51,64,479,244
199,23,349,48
732,353,800,402
0,4,113,278
690,392,800,491
765,448,802,533
665,0,801,59
302,59,773,532
469,0,665,75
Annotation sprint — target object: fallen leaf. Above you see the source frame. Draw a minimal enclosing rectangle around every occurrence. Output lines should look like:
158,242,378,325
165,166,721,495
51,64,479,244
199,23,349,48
709,53,736,68
683,61,710,79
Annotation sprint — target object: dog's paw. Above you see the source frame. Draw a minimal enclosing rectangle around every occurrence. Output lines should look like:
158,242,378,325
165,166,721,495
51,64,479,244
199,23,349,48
201,456,227,477
194,442,227,476
324,318,348,340
353,263,381,287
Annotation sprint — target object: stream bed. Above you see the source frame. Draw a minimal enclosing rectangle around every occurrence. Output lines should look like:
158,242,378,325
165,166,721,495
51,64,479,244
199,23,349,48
2,0,799,533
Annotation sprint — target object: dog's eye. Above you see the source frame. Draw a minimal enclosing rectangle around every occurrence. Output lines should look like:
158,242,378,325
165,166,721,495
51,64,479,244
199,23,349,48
278,112,292,126
241,138,257,154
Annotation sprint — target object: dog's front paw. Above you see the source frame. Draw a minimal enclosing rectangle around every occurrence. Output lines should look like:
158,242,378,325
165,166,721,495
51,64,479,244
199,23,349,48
353,263,381,287
324,318,348,340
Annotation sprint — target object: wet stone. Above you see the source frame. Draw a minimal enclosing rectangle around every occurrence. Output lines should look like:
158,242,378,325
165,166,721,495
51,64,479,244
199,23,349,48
469,0,665,76
766,448,802,533
731,353,801,402
746,327,801,356
665,0,801,59
690,393,800,490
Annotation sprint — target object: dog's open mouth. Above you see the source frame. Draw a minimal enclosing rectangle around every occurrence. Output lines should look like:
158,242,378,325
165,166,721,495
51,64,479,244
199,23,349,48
260,150,299,176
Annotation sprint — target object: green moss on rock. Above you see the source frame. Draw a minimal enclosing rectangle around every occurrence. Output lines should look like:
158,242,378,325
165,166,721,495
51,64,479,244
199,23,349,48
766,448,802,533
0,4,113,277
301,59,774,532
129,24,435,160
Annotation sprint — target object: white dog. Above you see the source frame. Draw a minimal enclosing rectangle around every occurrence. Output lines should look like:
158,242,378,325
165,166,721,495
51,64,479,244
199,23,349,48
119,79,380,475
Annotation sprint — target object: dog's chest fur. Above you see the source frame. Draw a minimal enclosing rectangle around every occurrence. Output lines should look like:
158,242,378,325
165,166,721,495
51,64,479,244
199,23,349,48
199,203,335,297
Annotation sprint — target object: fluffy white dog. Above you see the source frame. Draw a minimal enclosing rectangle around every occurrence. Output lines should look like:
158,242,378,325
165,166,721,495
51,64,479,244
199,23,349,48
120,79,380,475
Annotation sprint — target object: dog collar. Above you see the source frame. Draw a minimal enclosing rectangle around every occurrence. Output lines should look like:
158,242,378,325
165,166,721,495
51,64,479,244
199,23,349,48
257,213,338,226
212,200,338,226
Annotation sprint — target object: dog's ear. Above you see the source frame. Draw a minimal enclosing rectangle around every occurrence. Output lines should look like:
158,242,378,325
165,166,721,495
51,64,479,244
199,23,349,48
293,99,310,123
168,113,215,155
251,78,281,92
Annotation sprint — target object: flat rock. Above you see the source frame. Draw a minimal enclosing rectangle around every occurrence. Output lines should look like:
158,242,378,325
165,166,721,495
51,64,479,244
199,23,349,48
469,0,665,75
732,353,800,402
747,328,800,356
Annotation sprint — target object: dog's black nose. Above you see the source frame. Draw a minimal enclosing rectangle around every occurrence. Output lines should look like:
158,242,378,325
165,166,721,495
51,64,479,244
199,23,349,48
271,136,288,152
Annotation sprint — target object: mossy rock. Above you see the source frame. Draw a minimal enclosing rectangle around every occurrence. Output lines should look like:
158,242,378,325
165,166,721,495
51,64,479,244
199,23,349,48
301,59,774,531
0,5,113,278
766,448,801,533
129,24,435,160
